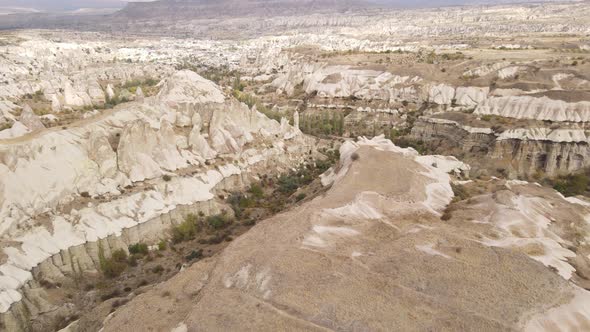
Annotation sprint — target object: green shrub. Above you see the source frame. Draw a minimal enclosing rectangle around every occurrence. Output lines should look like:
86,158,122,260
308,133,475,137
249,184,264,199
207,214,228,230
232,90,282,122
553,174,589,197
158,240,167,251
389,128,402,140
185,249,203,261
278,175,300,194
299,112,345,137
171,214,199,243
228,193,254,219
296,193,307,202
207,234,225,244
99,248,128,278
128,243,149,256
127,255,138,267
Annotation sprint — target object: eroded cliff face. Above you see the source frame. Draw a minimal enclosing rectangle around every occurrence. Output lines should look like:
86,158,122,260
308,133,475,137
411,117,590,178
0,69,316,329
491,140,590,177
475,96,590,123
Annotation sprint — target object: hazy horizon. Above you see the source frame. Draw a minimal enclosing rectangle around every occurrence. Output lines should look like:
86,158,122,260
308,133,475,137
0,0,566,12
0,0,144,11
0,0,512,11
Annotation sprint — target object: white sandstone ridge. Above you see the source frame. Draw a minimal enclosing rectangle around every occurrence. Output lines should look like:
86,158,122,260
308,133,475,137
0,101,18,126
418,116,494,134
0,105,47,140
420,116,590,144
157,70,225,105
0,33,172,111
493,44,531,50
0,70,307,313
475,96,590,122
357,107,400,114
272,64,421,102
552,73,590,91
462,61,528,79
497,128,590,143
428,84,490,106
0,105,46,140
1,63,167,111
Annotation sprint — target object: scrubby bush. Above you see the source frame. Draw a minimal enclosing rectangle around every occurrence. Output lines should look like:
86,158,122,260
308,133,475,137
99,247,128,278
296,193,307,202
128,243,149,256
207,214,229,230
237,194,255,208
299,112,345,137
393,138,429,155
389,128,402,140
158,240,167,251
553,174,589,197
228,193,255,219
152,265,164,274
249,184,264,199
243,219,256,226
171,214,199,243
185,249,203,261
441,208,453,221
451,184,470,202
278,175,300,194
232,90,282,122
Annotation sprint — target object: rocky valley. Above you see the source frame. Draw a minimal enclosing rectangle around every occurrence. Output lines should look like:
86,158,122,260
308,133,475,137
1,0,590,331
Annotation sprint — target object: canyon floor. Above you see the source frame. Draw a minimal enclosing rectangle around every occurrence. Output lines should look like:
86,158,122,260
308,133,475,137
1,0,590,331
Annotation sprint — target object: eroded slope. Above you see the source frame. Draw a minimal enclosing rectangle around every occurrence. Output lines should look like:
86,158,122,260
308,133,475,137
102,137,590,331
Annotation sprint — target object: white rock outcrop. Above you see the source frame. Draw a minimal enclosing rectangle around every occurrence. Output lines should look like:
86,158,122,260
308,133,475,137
18,105,45,132
273,64,420,103
117,120,187,182
454,87,489,107
475,96,590,122
0,70,309,314
428,84,455,105
157,70,225,105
